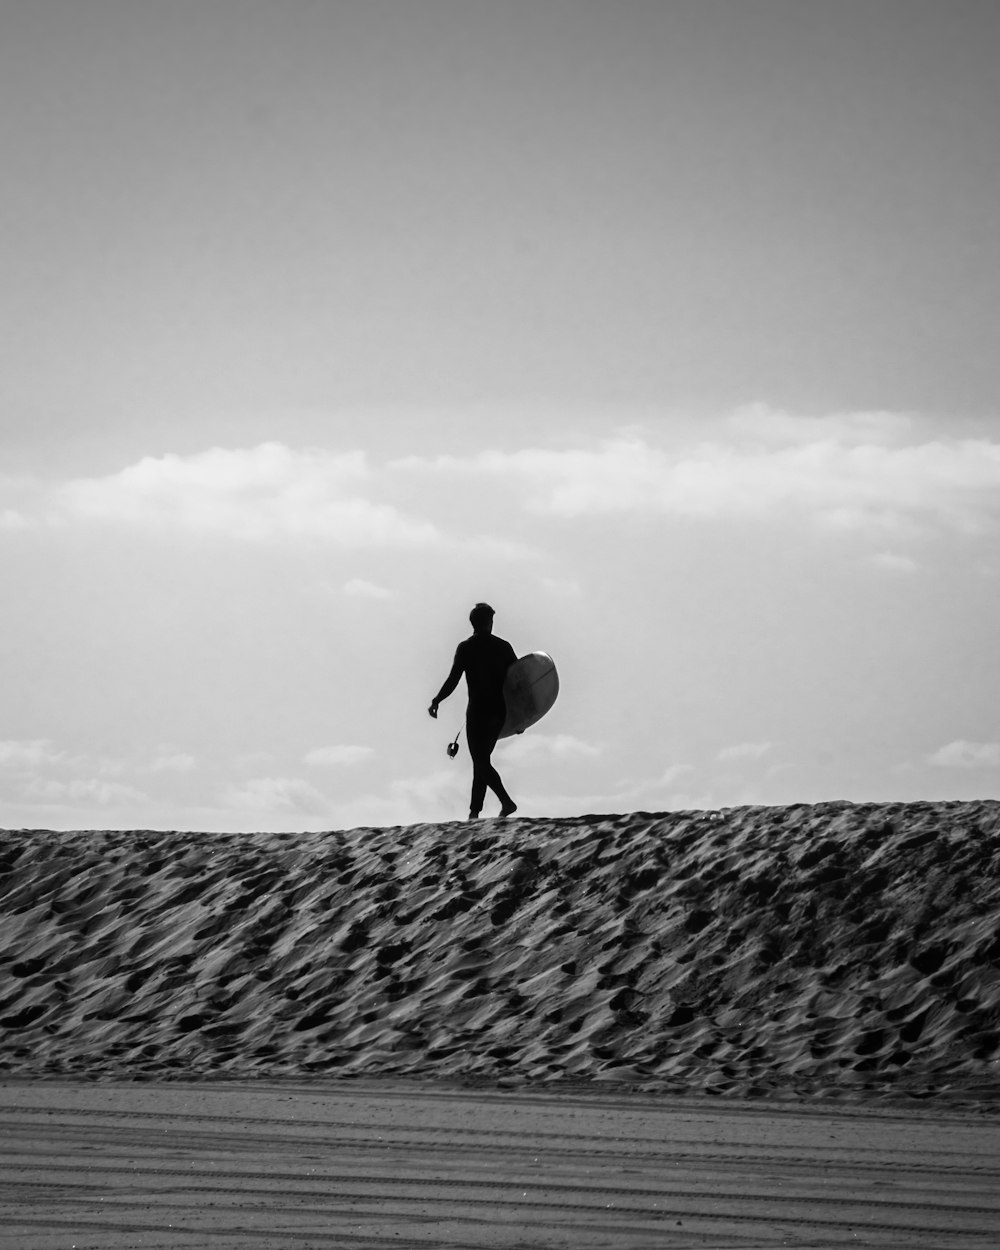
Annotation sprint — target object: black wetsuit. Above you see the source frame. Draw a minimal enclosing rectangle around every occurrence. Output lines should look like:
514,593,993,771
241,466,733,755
435,633,517,815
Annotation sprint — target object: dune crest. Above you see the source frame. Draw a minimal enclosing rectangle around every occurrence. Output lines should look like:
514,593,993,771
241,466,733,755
2,801,999,1100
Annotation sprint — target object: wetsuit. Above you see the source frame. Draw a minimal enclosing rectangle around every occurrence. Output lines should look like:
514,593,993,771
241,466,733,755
435,633,517,815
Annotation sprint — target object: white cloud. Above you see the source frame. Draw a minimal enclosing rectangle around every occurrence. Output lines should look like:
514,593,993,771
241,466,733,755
11,415,1000,547
609,763,696,805
145,751,197,774
725,405,913,446
41,442,533,557
234,750,276,773
0,739,64,768
717,741,773,762
343,577,393,599
304,744,374,767
386,768,475,824
54,443,441,546
222,775,330,815
570,762,700,813
927,740,1000,769
501,733,603,763
1,473,38,531
535,575,583,597
389,768,466,808
653,762,696,788
868,551,919,574
396,408,1000,535
25,777,149,806
0,739,195,812
319,767,467,831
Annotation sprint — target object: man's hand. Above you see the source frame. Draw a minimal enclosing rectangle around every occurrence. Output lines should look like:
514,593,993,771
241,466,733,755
428,700,439,719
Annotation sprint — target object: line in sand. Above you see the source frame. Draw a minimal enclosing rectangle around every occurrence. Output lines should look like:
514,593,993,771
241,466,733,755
2,1078,999,1248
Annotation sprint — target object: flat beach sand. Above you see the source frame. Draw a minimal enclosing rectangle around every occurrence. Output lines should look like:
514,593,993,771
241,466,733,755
2,800,999,1245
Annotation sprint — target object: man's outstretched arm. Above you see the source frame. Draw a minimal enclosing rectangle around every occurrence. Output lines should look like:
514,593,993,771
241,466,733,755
428,652,463,718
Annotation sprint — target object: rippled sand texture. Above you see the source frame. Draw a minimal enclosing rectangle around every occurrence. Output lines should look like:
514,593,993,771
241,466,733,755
2,801,999,1099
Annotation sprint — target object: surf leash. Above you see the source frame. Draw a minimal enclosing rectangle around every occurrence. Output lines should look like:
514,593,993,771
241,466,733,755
447,728,461,759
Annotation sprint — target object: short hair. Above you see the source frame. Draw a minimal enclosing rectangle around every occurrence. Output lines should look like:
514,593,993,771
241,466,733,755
469,602,495,628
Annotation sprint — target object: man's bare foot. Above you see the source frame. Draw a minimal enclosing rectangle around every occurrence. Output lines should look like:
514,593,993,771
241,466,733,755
499,802,518,818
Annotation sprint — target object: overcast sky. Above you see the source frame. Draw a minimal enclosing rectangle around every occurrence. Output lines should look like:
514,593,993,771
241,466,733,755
2,0,999,831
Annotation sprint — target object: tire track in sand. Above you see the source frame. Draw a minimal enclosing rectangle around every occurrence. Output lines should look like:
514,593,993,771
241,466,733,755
1,1081,998,1248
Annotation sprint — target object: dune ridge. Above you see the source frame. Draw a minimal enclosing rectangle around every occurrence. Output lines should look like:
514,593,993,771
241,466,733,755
2,801,999,1100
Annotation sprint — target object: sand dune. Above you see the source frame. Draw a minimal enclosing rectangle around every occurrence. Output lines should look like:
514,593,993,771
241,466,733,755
2,801,999,1099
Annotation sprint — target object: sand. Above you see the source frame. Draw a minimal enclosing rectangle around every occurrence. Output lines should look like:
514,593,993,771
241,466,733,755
2,801,1000,1245
2,800,999,1097
3,1079,999,1248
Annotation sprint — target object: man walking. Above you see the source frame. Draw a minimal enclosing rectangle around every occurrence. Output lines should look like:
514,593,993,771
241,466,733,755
429,603,518,819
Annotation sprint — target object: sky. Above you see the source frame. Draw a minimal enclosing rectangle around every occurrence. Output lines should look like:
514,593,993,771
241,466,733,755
2,0,1000,832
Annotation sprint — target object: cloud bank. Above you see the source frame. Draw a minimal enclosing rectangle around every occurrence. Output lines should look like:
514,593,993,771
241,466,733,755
54,444,440,546
501,733,604,764
221,776,330,815
928,741,1000,770
5,410,996,555
397,408,1000,534
304,745,375,768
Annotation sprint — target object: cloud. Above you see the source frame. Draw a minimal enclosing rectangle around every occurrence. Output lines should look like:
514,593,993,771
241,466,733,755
222,775,330,814
609,763,696,805
535,575,583,597
321,768,467,831
556,762,703,815
724,405,912,447
396,408,1000,535
1,473,38,531
0,739,64,768
144,751,197,774
500,733,603,764
25,777,149,806
17,412,1000,557
868,551,919,574
653,762,696,788
343,578,393,599
54,443,441,546
927,740,1000,769
717,741,773,762
389,768,466,808
41,442,532,557
304,744,375,767
0,739,196,812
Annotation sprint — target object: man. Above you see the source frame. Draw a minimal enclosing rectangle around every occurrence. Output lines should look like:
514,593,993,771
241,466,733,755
429,603,518,820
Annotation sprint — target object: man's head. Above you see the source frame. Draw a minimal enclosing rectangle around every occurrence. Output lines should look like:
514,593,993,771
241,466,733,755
469,602,495,634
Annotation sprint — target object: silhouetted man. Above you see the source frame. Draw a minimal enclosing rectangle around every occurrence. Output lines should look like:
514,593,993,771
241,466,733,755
429,603,518,820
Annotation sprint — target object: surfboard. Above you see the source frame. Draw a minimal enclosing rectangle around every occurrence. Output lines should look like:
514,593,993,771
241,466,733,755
499,652,559,738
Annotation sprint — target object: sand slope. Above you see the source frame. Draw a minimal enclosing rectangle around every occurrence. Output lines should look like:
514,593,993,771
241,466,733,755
2,801,999,1099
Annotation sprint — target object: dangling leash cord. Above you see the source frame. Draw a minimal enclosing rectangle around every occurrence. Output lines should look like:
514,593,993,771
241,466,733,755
447,728,461,758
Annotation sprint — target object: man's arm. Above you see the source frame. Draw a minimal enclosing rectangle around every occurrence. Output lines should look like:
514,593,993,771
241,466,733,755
428,649,463,718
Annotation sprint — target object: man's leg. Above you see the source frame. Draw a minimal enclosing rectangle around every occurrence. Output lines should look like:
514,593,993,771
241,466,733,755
467,715,516,817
